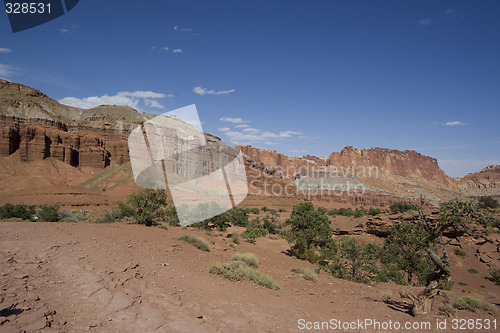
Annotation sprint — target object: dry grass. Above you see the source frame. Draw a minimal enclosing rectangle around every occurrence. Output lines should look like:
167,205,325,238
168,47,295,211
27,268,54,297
176,234,210,252
232,252,259,268
291,268,318,282
209,257,280,290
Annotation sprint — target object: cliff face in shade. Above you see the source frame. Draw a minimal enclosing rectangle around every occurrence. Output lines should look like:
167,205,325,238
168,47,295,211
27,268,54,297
459,165,500,198
327,146,452,185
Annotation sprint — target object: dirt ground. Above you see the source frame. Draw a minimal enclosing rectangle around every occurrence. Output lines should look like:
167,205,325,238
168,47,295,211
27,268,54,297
1,221,498,333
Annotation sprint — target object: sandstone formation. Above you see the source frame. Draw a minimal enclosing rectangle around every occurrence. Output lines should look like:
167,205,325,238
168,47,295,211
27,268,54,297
459,165,500,199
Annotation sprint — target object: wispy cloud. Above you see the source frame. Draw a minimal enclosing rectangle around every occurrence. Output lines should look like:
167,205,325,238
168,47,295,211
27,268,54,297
172,49,183,54
0,63,15,79
235,124,249,128
418,18,432,26
60,25,78,34
443,121,466,126
220,117,247,124
59,90,170,111
0,48,12,53
290,149,307,154
173,25,193,32
217,117,302,145
194,87,235,96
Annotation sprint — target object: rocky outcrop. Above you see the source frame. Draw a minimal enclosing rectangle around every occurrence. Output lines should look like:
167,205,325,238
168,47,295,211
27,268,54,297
459,165,500,199
327,146,451,185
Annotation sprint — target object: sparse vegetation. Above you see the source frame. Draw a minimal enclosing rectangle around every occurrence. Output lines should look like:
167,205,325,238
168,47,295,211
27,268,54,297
209,255,280,290
454,248,466,258
176,234,211,252
489,268,500,285
367,207,382,216
37,205,61,222
291,268,318,282
230,233,240,244
232,252,259,268
454,296,498,315
116,189,167,226
478,196,499,209
468,267,479,274
389,202,416,214
0,203,36,220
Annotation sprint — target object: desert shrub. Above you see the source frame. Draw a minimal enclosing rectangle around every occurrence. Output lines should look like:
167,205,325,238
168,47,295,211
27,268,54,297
114,189,167,226
489,269,500,285
244,207,260,214
232,252,259,268
164,206,180,226
353,208,365,218
336,207,354,217
468,268,479,274
0,204,35,220
454,296,498,315
209,259,280,290
454,248,466,258
261,206,269,212
326,236,381,283
227,207,249,227
241,226,259,243
37,205,60,222
458,281,468,286
390,202,415,214
230,233,240,244
291,268,318,282
176,234,210,252
278,208,287,213
368,207,382,216
282,202,333,263
478,196,499,209
382,223,434,286
262,216,278,234
97,210,116,223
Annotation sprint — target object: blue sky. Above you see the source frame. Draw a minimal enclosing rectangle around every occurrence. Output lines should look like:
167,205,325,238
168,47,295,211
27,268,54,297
0,0,499,177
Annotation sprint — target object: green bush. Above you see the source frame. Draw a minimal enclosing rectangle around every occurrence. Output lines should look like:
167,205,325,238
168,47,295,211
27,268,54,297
368,207,382,216
283,202,333,262
37,205,60,222
209,259,280,290
454,296,498,315
478,196,499,209
454,248,466,258
489,269,500,285
241,226,259,243
468,267,479,274
227,207,249,227
389,202,415,214
176,234,210,252
114,189,167,226
0,204,36,220
353,208,365,218
232,252,259,268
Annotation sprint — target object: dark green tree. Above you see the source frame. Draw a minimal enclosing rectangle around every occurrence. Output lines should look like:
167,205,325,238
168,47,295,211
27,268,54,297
283,202,333,262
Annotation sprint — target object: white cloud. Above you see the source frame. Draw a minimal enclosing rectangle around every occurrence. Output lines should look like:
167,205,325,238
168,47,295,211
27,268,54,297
59,90,168,111
0,63,15,79
0,48,12,53
194,86,235,95
279,130,302,138
418,18,432,26
218,127,230,132
118,91,165,98
242,127,259,133
443,121,466,126
173,25,193,32
163,47,169,51
220,117,247,124
235,124,249,128
172,49,183,53
60,29,69,33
